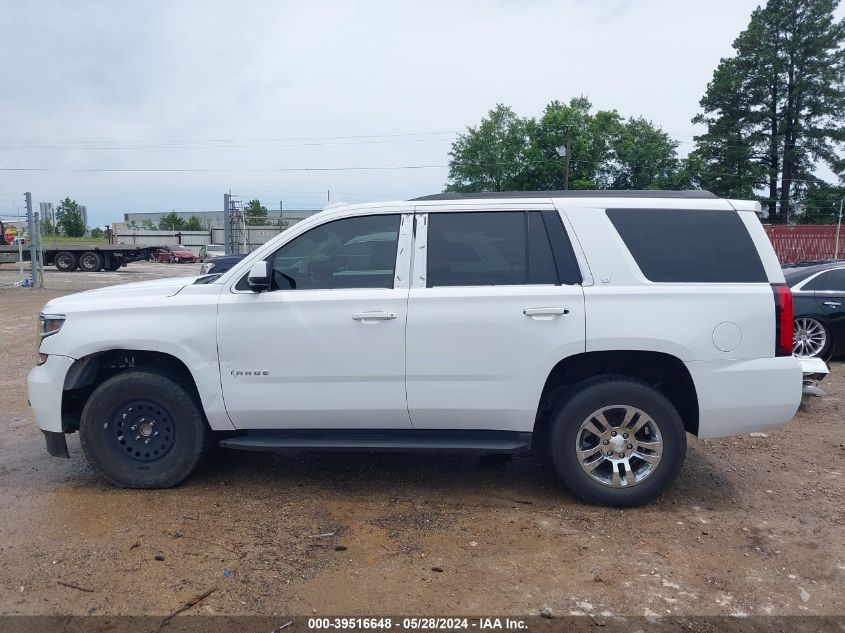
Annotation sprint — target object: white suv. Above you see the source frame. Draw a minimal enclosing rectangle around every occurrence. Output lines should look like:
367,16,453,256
28,191,803,506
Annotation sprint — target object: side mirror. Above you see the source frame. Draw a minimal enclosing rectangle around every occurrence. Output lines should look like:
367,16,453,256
247,261,271,292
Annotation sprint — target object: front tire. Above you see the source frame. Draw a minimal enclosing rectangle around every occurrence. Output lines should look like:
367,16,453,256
549,377,686,507
80,371,210,488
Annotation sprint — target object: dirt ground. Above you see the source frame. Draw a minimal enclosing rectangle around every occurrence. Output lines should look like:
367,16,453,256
0,262,843,619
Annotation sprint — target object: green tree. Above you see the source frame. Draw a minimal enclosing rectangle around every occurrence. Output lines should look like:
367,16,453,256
794,179,845,222
694,0,845,222
90,227,105,239
523,97,623,190
605,117,682,190
184,215,203,231
692,58,767,200
126,220,139,230
158,211,185,230
55,197,85,237
40,218,56,237
446,104,534,192
446,99,683,193
141,219,157,230
244,199,269,226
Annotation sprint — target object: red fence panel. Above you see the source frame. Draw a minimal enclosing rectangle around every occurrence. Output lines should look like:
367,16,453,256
764,224,845,263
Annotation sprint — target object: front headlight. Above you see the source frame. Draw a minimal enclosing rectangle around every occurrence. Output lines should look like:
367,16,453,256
40,313,65,339
200,262,215,274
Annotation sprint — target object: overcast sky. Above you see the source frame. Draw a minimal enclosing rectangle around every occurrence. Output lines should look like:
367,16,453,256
3,0,839,227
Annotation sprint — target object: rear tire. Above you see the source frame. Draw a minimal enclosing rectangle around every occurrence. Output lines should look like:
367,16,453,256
106,259,121,271
78,251,103,272
80,371,210,488
549,377,686,507
54,251,77,272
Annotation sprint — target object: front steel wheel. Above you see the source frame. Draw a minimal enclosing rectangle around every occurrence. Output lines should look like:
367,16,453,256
793,317,828,358
80,370,210,488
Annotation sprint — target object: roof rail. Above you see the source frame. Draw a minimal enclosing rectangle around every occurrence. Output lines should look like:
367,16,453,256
411,190,718,201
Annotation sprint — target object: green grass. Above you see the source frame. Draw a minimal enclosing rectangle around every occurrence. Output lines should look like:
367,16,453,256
39,236,108,245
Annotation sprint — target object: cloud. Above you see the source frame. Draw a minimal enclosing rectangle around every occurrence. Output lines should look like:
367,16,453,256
2,0,829,225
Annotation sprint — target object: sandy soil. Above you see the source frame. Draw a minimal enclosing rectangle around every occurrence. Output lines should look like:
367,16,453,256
0,262,842,618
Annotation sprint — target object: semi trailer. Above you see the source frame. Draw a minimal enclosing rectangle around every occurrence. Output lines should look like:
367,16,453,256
0,240,157,272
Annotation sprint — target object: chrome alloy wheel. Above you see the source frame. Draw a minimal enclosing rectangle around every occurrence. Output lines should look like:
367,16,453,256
575,405,663,488
793,318,827,358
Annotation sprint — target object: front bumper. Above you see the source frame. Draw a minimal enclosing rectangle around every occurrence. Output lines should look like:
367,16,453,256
27,354,75,434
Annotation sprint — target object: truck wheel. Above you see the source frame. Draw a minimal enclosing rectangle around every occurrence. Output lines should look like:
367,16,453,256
106,259,121,271
78,251,103,272
79,371,210,488
54,251,78,272
548,377,686,507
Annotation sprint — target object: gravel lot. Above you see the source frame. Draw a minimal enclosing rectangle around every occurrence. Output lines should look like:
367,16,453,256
0,261,843,619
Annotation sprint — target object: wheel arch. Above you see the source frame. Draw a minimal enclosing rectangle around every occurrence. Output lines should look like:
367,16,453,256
61,348,228,433
535,350,699,436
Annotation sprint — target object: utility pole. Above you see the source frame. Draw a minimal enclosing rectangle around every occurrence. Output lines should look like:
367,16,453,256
835,198,844,259
563,125,572,191
223,193,231,255
25,192,39,288
34,211,44,287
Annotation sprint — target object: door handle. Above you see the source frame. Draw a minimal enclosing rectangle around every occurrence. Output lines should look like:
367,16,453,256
352,311,397,322
523,307,570,318
823,301,842,307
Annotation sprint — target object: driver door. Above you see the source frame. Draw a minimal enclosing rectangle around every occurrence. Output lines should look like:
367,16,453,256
217,210,414,429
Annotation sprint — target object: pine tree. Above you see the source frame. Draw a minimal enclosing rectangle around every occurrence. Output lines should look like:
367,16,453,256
694,0,845,223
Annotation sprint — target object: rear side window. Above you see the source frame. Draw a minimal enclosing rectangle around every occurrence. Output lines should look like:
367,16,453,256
426,211,582,287
606,209,767,283
427,212,525,287
803,268,845,291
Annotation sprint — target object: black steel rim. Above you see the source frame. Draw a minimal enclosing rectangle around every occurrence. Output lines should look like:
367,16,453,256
107,400,175,463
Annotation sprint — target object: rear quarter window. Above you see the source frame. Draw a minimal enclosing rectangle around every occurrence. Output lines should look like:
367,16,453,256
606,208,767,283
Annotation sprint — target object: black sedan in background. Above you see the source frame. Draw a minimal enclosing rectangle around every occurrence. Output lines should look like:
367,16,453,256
199,253,246,276
785,262,845,359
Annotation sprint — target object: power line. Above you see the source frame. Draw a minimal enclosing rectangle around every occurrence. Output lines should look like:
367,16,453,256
0,137,457,151
0,165,448,173
0,130,457,148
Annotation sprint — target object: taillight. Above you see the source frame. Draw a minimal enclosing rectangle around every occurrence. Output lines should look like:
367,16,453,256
772,284,793,357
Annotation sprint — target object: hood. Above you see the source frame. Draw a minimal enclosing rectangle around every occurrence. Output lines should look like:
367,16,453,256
42,275,203,313
172,249,194,256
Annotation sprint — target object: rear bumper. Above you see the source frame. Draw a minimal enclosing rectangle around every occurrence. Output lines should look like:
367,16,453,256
685,356,802,439
797,356,829,379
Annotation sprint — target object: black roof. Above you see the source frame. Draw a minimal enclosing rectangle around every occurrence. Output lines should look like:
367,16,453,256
783,261,845,285
411,190,718,201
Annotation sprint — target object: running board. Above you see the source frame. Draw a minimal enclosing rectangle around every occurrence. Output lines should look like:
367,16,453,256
219,430,532,453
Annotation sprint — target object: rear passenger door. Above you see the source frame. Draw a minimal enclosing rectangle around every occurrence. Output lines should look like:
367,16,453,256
405,208,586,432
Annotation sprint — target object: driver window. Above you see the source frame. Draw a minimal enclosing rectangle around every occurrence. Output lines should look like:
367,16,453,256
242,214,401,291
